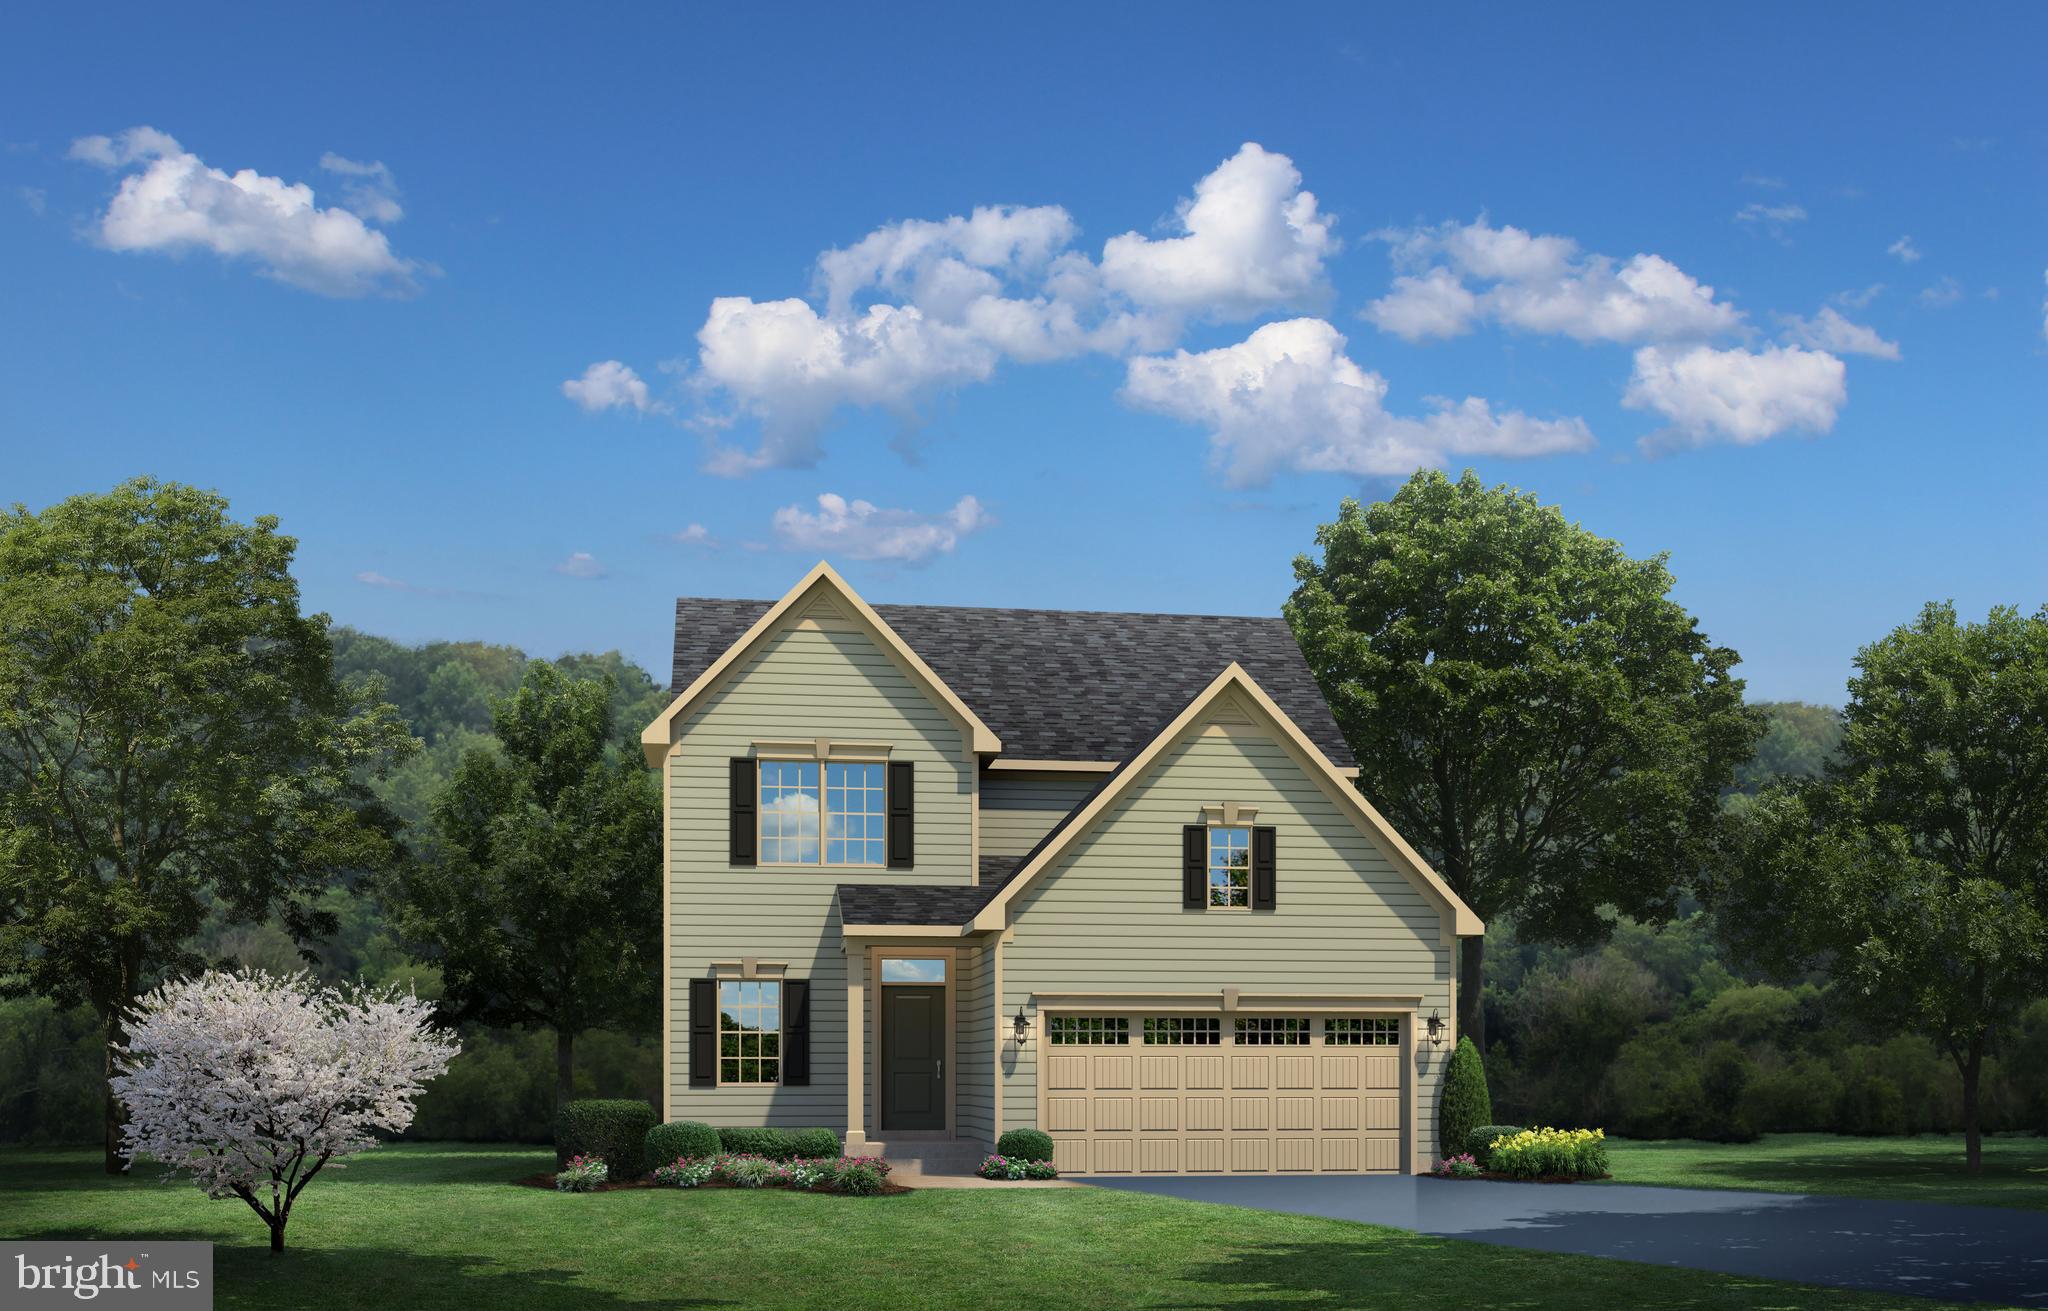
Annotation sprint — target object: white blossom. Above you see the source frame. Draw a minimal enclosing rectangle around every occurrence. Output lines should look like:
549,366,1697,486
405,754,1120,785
111,970,458,1251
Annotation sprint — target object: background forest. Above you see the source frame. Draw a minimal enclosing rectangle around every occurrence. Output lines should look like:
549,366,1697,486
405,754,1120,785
3,640,2043,1146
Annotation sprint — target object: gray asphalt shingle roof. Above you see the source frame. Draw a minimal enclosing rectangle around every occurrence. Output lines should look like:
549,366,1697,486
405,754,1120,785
836,857,1023,926
670,597,1354,769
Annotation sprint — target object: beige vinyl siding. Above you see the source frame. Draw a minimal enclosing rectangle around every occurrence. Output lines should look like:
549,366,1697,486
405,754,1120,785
999,710,1454,1165
667,616,973,1128
954,943,995,1145
979,772,1103,858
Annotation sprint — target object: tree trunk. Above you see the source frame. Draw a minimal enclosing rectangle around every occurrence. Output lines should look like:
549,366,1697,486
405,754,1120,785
102,1007,129,1176
270,1217,286,1254
556,1028,575,1111
1459,934,1486,1053
1961,1044,1983,1175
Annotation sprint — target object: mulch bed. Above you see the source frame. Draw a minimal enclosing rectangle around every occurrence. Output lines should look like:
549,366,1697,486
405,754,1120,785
513,1172,914,1196
1430,1171,1613,1185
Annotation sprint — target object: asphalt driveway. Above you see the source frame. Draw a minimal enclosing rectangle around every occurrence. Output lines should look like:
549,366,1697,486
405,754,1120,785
1087,1175,2048,1305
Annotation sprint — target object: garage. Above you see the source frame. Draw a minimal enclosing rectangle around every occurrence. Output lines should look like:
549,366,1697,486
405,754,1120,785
1039,1012,1408,1175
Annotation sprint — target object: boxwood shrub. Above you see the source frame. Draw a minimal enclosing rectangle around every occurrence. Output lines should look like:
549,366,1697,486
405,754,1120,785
555,1099,657,1175
1466,1124,1525,1164
1437,1037,1492,1166
714,1126,842,1161
644,1120,721,1167
995,1128,1055,1163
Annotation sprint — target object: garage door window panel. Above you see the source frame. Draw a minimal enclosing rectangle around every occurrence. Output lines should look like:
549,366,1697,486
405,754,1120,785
1234,1016,1310,1045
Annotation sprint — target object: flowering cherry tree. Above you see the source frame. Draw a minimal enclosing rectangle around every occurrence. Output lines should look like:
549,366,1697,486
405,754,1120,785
110,970,459,1252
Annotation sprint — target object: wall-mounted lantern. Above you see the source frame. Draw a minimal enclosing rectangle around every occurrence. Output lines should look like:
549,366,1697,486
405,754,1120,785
1425,1010,1446,1047
1012,1006,1031,1045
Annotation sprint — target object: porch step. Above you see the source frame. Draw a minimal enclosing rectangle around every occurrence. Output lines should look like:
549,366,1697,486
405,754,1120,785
865,1137,988,1173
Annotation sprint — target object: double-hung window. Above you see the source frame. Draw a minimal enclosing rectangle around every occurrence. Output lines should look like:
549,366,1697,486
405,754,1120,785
758,759,886,866
1208,826,1251,907
718,980,780,1085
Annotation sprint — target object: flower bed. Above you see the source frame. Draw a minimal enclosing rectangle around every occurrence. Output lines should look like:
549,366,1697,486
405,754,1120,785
977,1154,1058,1181
521,1152,906,1194
1433,1127,1610,1182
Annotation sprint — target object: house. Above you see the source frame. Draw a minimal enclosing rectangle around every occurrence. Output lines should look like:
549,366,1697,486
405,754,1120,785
640,562,1482,1175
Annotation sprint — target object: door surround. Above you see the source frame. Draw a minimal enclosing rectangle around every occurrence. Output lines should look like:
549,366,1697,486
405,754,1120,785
868,945,957,1137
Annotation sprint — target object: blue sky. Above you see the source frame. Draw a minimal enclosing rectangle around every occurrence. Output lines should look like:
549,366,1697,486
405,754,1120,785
4,4,2043,704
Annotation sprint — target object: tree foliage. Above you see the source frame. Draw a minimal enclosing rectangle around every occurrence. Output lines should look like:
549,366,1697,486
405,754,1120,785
1708,602,2048,1171
0,479,415,1169
1731,701,1845,794
112,970,457,1252
1286,472,1761,1046
388,661,661,1110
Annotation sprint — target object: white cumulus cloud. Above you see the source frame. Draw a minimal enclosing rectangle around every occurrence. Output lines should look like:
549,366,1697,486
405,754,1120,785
68,126,421,296
1625,344,1846,451
1122,318,1592,487
1364,218,1742,345
771,493,990,563
643,143,1341,474
1098,142,1337,320
562,360,659,414
318,153,403,224
1779,307,1900,360
1887,235,1922,264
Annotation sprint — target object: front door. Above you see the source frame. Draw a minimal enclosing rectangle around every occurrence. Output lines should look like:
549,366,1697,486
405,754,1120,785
881,986,945,1130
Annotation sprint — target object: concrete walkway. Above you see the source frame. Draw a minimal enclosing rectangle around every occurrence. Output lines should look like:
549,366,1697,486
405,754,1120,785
1087,1175,2048,1305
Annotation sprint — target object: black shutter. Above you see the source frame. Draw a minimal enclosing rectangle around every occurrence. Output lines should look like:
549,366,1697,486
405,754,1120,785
729,758,757,866
887,761,914,868
688,977,717,1087
1182,825,1207,908
782,979,810,1086
1252,825,1277,910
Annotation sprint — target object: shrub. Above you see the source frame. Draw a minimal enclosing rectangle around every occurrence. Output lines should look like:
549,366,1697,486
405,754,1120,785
1486,1127,1607,1180
554,1154,609,1192
714,1126,838,1160
645,1120,721,1167
995,1128,1055,1163
715,1153,777,1188
1433,1153,1482,1178
1438,1037,1492,1163
834,1160,885,1195
651,1157,714,1188
555,1099,656,1175
1466,1124,1524,1163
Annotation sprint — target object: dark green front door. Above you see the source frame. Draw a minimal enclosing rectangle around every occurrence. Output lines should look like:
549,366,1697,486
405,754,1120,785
881,986,945,1130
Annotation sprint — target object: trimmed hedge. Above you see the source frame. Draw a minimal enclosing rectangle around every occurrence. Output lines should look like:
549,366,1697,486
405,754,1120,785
714,1126,841,1161
555,1099,657,1175
995,1128,1055,1163
644,1120,721,1167
1437,1037,1492,1165
1466,1124,1524,1164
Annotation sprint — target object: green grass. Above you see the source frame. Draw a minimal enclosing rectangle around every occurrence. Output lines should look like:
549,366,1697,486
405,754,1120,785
0,1143,2011,1311
1605,1133,2048,1210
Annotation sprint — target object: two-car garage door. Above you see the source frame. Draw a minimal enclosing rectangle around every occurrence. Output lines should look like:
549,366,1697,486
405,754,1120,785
1041,1014,1407,1175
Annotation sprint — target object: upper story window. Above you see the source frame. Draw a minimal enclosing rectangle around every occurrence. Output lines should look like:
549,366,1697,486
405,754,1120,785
758,759,885,866
1208,826,1251,907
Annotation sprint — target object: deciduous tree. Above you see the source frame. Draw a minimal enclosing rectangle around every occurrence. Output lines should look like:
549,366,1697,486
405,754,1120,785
0,479,414,1171
1286,471,1760,1049
388,662,660,1115
1709,601,2048,1172
113,970,457,1252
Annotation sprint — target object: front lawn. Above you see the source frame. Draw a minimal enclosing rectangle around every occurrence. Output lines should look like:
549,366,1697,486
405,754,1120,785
0,1143,2007,1310
1605,1133,2048,1210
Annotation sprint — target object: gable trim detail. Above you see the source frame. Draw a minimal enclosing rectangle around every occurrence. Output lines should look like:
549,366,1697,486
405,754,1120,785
641,561,1003,766
969,662,1483,937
